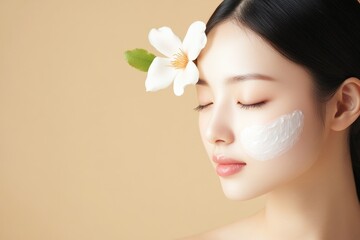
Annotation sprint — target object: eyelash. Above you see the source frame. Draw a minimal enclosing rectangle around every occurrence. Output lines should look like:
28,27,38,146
193,103,212,111
193,101,266,112
238,101,266,109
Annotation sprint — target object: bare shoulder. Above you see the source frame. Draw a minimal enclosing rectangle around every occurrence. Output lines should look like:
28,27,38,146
178,211,264,240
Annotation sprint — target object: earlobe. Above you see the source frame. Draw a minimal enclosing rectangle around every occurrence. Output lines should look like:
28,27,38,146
330,77,360,131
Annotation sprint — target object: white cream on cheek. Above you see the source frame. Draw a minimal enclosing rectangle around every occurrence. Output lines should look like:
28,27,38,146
240,110,304,161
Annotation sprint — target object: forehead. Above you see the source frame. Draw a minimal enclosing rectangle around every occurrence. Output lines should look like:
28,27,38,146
197,21,311,86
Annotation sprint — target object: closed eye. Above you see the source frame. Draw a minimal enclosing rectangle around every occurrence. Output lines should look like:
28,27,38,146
238,101,266,109
194,101,266,111
193,103,212,111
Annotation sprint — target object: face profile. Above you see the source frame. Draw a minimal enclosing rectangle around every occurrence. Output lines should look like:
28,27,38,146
195,21,328,200
183,0,360,238
125,0,360,238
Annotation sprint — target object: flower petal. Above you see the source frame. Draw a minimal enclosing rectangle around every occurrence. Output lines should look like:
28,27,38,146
173,61,199,96
182,21,207,61
145,57,177,92
148,26,182,58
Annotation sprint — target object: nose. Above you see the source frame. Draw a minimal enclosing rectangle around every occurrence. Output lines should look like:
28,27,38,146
205,106,235,145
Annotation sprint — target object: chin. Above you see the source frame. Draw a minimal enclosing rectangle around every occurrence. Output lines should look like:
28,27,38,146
223,191,257,201
220,179,266,201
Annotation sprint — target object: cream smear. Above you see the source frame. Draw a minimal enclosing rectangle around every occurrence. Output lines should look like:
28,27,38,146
240,110,304,161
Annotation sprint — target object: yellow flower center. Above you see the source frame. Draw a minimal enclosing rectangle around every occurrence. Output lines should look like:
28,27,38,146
171,51,189,69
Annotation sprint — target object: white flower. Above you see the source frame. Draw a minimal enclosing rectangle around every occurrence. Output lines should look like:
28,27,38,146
145,21,207,96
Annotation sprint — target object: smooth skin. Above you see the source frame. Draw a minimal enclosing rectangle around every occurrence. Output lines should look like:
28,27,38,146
182,21,360,240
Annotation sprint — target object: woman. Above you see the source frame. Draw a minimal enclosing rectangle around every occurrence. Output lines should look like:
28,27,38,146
184,0,360,239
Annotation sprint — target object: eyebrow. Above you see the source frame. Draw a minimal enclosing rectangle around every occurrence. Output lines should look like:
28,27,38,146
197,73,275,86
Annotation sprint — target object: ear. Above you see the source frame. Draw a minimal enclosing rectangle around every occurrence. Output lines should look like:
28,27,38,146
329,77,360,131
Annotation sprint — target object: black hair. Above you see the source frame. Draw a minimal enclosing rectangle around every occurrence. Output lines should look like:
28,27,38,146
206,0,360,200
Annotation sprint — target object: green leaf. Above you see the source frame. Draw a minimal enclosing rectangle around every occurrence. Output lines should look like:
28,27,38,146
124,48,156,72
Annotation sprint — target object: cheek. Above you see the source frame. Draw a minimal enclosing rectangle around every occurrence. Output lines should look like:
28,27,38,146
253,109,325,181
240,110,304,161
290,110,325,161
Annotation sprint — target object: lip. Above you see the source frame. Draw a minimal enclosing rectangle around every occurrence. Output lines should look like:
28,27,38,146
212,155,246,177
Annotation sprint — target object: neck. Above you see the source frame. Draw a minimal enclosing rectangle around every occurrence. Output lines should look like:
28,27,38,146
263,131,360,240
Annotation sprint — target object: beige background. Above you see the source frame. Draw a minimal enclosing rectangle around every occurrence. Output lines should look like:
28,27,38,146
0,0,264,239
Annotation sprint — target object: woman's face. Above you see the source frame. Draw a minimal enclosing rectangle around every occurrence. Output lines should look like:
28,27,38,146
196,21,326,200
